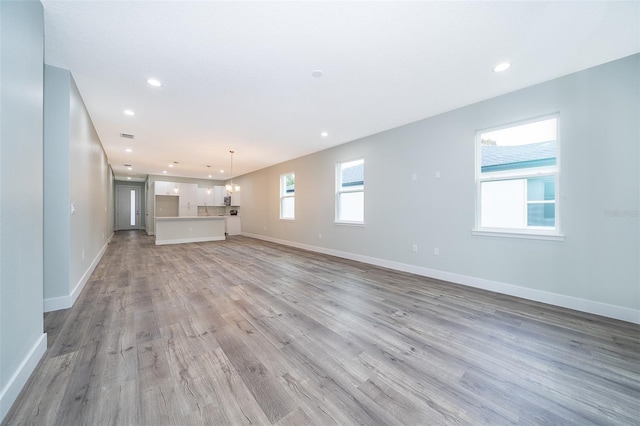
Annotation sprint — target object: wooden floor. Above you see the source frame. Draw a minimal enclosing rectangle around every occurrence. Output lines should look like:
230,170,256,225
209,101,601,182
4,231,640,425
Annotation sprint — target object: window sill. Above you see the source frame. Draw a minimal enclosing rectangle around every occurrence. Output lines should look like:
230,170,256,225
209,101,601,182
334,221,365,227
472,228,565,241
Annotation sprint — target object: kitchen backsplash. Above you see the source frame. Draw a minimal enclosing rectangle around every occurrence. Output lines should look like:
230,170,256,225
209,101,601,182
197,206,225,216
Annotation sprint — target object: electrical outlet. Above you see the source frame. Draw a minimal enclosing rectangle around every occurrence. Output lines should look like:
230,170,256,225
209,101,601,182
412,244,418,253
318,233,323,239
434,248,440,255
82,249,85,260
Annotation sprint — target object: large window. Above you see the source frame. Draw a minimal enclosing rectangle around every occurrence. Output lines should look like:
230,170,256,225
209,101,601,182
280,172,295,220
336,158,364,224
475,116,561,238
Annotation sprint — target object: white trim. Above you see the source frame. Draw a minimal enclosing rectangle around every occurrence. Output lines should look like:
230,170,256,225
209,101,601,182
0,333,47,421
44,238,110,312
155,236,225,246
241,232,639,325
334,221,366,227
471,229,565,241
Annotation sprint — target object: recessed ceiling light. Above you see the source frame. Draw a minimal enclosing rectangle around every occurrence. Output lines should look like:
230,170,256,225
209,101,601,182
312,70,323,78
127,177,132,180
127,167,132,171
125,148,132,153
493,62,511,72
123,110,135,116
168,164,174,168
208,175,213,178
321,131,328,137
220,169,224,173
147,78,162,87
162,170,167,174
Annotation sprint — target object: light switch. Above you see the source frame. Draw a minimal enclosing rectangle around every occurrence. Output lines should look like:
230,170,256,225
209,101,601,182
71,203,76,215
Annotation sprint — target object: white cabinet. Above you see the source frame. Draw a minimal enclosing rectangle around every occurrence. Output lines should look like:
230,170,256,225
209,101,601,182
225,216,241,235
229,192,241,206
177,183,198,216
155,181,178,196
197,187,216,206
213,186,226,206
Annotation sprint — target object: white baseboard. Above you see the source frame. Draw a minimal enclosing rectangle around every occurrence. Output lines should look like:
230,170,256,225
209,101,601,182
242,232,640,325
43,238,110,312
0,333,47,421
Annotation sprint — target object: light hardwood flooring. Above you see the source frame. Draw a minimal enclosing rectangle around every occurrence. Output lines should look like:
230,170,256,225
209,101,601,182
4,231,640,425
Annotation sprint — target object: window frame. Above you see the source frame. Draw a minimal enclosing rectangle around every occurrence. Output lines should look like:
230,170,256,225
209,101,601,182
473,114,564,241
279,172,295,220
335,158,365,225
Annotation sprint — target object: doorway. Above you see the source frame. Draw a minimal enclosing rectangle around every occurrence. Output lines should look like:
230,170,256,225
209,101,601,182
115,185,141,230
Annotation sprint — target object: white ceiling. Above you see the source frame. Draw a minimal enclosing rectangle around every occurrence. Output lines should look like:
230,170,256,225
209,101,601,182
42,1,640,182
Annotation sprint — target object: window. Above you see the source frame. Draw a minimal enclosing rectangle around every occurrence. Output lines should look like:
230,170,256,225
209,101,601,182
475,116,561,238
280,172,295,220
336,158,364,224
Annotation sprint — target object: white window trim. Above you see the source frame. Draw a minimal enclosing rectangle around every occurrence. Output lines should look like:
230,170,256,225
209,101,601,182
279,172,295,221
474,114,563,240
335,158,365,225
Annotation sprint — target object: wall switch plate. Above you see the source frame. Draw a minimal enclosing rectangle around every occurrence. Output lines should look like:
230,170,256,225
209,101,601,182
318,233,323,239
412,244,418,253
71,203,76,214
435,171,441,179
411,173,417,182
434,248,440,255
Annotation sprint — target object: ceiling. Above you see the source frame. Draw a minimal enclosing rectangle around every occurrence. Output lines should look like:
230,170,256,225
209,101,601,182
42,1,640,182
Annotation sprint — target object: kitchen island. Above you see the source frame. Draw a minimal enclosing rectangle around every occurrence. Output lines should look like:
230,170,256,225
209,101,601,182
155,216,226,245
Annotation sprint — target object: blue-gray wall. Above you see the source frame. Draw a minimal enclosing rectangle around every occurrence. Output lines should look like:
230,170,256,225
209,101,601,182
0,0,46,420
237,54,640,323
43,64,113,309
43,65,71,301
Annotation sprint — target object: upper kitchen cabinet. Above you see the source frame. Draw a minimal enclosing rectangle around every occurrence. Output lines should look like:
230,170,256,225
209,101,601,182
197,187,216,206
177,183,198,216
155,181,179,196
230,192,241,206
213,186,226,206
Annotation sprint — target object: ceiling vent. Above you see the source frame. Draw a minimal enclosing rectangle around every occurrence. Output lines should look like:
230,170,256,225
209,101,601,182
120,133,135,139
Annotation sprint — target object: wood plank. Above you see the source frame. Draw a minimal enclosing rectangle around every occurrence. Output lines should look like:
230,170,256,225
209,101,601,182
5,231,640,426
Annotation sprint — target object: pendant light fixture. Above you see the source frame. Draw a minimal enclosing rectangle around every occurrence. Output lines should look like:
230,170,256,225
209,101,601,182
225,150,240,194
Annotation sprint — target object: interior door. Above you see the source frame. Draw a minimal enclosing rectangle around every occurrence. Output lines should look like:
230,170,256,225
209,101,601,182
116,185,140,230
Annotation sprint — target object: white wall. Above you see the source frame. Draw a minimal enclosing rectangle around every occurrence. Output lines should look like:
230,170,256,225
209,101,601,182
43,65,112,311
238,54,640,323
0,1,47,420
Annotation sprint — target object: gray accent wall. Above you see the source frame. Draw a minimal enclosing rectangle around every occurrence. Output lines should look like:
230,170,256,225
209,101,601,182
237,54,640,318
0,0,45,419
43,65,112,305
